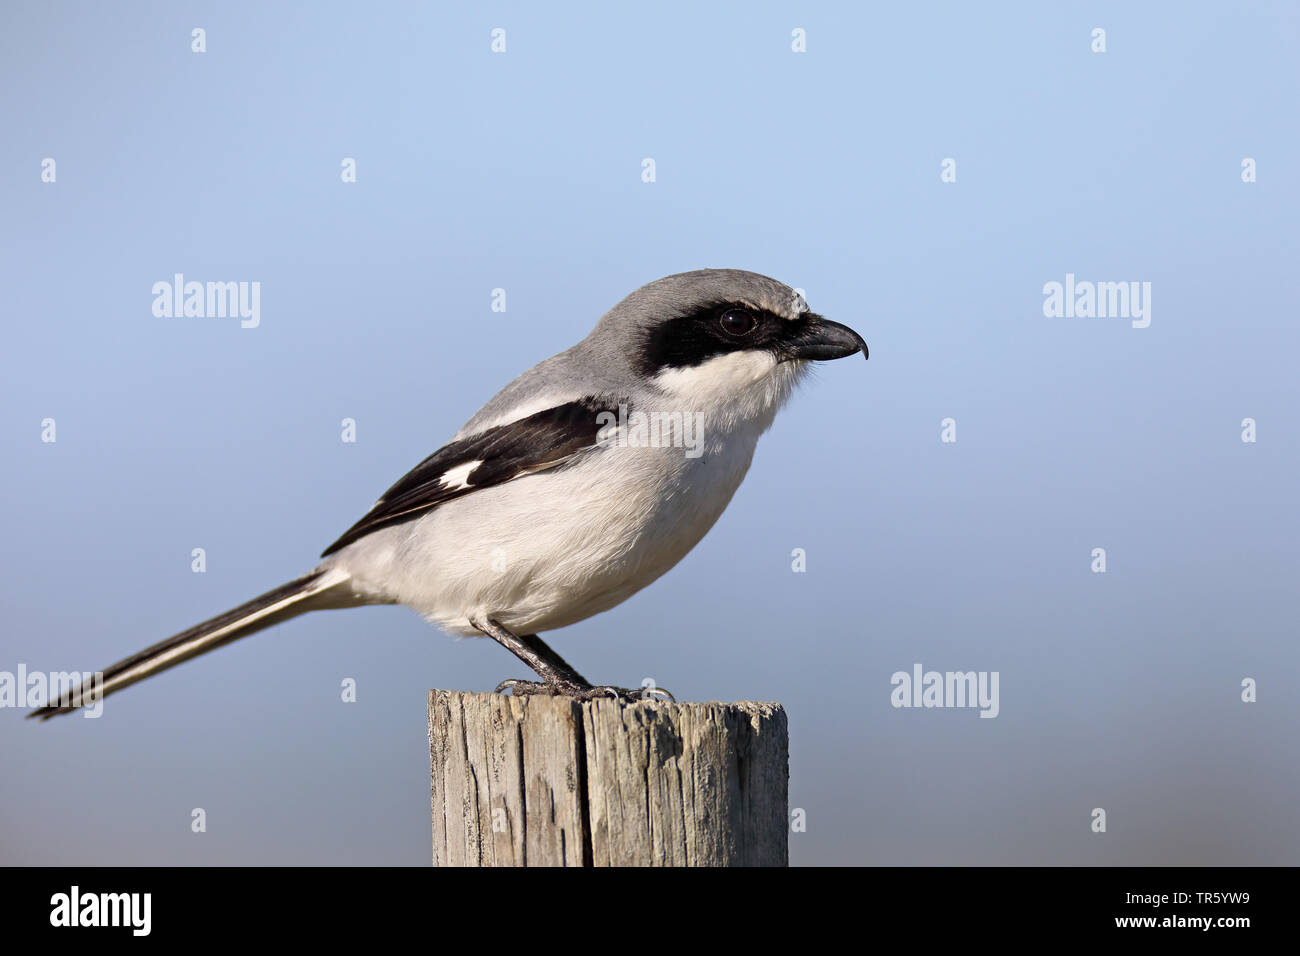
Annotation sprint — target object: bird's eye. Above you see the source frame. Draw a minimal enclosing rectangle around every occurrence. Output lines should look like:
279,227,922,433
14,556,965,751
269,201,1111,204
719,308,757,336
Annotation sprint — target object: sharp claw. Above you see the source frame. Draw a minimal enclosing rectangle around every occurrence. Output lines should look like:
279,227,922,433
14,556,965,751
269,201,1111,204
586,685,675,703
493,679,676,702
495,679,553,696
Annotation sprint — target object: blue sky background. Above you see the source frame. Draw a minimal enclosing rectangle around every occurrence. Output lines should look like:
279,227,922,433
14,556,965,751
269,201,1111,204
2,1,1297,865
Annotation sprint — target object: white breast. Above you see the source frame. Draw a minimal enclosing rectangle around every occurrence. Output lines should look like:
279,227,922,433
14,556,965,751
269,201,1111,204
332,357,807,638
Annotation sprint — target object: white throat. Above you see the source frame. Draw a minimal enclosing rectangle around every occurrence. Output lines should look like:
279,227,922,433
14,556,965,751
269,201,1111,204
652,351,808,433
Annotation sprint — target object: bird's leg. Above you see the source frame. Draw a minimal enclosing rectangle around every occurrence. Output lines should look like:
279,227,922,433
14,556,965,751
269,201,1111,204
470,616,673,701
471,616,591,694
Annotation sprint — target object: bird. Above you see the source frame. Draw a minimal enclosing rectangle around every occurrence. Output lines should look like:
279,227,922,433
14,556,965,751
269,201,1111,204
31,269,867,719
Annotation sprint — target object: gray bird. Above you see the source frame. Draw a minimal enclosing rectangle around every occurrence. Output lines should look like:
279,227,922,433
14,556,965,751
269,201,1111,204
32,269,866,718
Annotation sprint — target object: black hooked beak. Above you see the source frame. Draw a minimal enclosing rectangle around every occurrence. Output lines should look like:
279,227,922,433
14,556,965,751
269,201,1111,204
784,314,869,362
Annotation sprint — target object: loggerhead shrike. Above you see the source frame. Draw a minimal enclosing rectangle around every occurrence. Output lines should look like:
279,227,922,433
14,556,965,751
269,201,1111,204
32,269,866,718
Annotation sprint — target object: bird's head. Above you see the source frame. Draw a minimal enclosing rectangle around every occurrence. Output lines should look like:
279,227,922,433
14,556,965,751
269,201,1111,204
584,269,867,424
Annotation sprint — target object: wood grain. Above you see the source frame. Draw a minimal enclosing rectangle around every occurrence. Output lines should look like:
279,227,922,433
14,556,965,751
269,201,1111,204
429,690,788,866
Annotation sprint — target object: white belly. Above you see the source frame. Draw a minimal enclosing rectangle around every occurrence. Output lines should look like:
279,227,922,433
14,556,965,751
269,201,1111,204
333,432,761,637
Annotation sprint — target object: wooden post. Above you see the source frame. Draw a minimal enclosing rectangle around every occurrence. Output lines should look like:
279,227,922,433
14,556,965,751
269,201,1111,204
428,690,788,866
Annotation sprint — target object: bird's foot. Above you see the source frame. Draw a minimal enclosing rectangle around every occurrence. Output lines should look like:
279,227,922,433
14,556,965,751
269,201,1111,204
494,678,675,703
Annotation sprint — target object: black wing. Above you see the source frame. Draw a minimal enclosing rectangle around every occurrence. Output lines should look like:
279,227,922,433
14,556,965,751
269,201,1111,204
320,397,617,557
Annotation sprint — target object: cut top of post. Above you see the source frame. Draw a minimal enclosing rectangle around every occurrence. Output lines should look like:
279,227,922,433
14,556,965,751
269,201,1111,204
428,690,789,867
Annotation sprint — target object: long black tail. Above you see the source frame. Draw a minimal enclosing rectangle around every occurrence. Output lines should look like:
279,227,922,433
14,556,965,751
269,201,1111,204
29,567,352,720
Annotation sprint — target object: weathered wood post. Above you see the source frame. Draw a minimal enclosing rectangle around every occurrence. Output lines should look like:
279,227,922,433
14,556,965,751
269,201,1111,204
428,690,788,866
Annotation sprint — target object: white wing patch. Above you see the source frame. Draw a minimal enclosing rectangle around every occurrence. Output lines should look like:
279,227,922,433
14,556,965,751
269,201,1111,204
438,460,483,490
